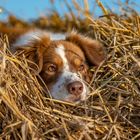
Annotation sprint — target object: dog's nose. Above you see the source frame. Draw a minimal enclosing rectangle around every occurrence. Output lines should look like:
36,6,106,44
67,81,83,95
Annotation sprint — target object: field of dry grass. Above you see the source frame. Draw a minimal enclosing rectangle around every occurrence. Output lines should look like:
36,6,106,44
0,1,140,140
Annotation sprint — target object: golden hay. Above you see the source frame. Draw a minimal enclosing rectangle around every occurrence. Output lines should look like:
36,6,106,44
0,3,140,140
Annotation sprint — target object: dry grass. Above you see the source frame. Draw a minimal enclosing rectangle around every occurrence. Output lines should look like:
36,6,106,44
0,1,140,140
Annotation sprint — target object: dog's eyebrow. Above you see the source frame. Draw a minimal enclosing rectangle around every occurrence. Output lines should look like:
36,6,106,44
65,49,85,62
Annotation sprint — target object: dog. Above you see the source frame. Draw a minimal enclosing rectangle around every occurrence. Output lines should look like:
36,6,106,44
0,27,106,102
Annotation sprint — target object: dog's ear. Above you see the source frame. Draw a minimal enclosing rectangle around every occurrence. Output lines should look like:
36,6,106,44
16,37,50,73
66,32,106,66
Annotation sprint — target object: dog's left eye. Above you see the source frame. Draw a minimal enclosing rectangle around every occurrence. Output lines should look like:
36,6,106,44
78,64,85,71
46,64,57,73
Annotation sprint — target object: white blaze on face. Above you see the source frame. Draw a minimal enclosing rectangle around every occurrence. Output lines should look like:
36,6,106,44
55,45,69,71
50,44,87,102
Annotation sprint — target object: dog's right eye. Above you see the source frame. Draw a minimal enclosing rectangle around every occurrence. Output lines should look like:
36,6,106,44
46,64,57,74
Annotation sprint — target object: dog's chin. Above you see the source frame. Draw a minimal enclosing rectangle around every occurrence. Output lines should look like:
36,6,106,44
63,94,86,103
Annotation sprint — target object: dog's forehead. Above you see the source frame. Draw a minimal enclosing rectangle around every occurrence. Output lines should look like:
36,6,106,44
55,44,69,70
54,41,85,62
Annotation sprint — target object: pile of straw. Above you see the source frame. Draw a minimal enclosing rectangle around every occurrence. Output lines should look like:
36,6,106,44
0,1,140,140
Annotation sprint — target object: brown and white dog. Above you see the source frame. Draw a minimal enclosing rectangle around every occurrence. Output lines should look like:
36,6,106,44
0,27,106,102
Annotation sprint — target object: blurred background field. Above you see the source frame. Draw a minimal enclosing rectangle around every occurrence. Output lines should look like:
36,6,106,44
0,0,140,21
0,0,140,140
0,0,140,32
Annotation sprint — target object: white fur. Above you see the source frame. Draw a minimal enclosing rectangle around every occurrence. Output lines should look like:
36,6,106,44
13,30,66,47
55,44,69,71
49,32,66,40
13,30,47,46
50,44,87,102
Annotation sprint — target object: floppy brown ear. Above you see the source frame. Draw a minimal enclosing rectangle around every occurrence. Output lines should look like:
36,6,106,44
16,37,50,73
66,32,106,66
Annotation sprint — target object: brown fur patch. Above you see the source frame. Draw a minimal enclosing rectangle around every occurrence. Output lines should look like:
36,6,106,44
66,31,106,66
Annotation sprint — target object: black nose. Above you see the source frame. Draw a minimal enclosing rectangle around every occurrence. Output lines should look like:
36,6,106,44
67,81,83,96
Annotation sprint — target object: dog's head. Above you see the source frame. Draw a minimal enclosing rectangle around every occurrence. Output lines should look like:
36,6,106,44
14,31,106,103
